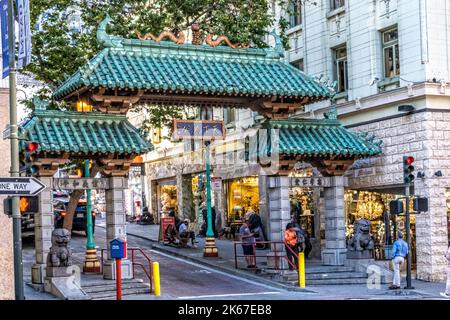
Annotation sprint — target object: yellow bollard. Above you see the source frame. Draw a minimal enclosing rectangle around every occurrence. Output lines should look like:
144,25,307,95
298,252,305,288
153,262,161,297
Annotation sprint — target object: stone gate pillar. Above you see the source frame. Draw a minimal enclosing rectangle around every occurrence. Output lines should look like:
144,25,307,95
321,176,347,265
32,177,54,285
267,176,291,267
103,177,133,280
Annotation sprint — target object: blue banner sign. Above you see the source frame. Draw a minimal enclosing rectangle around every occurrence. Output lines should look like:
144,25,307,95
17,0,31,69
0,0,9,79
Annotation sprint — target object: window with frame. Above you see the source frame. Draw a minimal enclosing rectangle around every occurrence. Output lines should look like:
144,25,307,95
223,107,236,125
290,59,304,71
382,28,400,79
333,46,348,93
288,0,302,28
330,0,345,11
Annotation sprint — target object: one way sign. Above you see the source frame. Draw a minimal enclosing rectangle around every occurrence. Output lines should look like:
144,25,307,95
0,177,46,196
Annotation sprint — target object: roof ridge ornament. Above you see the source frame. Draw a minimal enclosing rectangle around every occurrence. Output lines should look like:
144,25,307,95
205,33,247,49
135,30,185,45
266,29,284,58
96,14,123,48
323,106,338,120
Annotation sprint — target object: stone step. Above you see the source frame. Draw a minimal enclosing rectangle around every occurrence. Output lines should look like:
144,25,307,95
284,271,367,281
289,278,369,286
81,278,151,299
305,266,355,274
82,282,150,294
88,287,152,300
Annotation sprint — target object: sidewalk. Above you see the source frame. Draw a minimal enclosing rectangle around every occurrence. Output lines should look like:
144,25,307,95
114,222,449,299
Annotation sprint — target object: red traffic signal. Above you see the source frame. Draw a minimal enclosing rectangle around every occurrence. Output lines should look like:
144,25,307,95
26,141,39,153
404,156,414,165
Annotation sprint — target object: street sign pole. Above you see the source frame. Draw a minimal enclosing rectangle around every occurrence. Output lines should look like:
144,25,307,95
405,182,414,289
7,0,24,300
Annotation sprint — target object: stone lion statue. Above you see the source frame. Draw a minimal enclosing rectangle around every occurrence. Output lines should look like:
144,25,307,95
347,219,374,252
47,228,72,267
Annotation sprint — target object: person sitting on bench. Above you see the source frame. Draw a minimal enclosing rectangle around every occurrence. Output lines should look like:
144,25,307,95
179,219,197,247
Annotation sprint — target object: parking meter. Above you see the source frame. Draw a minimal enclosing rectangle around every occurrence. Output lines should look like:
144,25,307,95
110,238,126,300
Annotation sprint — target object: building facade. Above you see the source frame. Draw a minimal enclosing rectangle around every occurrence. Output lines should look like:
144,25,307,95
144,0,450,282
267,0,449,281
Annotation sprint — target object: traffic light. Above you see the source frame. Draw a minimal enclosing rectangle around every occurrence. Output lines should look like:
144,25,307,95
413,197,429,212
22,141,40,176
389,199,404,215
403,156,415,184
3,196,38,216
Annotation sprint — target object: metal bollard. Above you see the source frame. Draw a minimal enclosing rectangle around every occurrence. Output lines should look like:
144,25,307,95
298,252,305,288
153,262,161,296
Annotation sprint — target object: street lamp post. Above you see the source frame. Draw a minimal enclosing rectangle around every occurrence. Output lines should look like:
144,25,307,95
203,141,218,257
83,160,100,272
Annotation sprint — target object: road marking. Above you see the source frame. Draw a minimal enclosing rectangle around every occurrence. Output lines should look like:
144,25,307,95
178,291,281,299
149,249,286,292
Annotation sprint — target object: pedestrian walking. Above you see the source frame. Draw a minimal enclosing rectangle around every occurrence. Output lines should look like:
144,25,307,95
440,246,450,299
389,231,409,290
239,219,256,268
284,223,299,270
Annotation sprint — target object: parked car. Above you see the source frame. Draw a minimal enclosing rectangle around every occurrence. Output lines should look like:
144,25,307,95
54,200,96,236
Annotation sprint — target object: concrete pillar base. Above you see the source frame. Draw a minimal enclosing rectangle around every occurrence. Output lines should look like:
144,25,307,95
322,248,347,266
83,249,101,273
103,259,133,280
203,237,218,257
31,263,46,284
44,275,89,300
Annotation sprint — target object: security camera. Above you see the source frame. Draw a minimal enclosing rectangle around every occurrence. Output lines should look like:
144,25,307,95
369,77,379,86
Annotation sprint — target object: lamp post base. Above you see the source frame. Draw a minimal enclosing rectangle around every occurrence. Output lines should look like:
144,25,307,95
203,237,218,257
83,249,101,273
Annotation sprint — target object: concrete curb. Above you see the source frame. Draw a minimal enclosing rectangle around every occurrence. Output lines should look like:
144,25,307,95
117,227,316,293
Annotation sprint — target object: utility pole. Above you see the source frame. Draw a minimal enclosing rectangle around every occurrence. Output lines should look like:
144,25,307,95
404,182,413,289
7,0,25,300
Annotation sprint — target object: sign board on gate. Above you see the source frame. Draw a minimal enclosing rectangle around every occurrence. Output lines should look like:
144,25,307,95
173,120,225,140
53,178,110,190
0,177,46,196
211,177,222,191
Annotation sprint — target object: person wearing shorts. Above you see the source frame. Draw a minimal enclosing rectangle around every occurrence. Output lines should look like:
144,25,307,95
239,219,256,268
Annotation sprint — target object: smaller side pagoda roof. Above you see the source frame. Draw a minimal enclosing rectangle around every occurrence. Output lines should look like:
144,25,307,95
263,118,382,158
19,109,152,156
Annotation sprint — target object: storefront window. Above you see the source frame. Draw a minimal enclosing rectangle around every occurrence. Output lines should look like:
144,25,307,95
290,187,315,238
158,184,177,217
227,177,259,222
344,190,416,264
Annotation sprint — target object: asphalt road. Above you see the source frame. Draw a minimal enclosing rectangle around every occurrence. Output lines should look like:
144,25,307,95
21,227,447,300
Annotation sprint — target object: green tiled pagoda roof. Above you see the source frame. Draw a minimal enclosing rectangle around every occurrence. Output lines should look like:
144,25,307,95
263,118,382,157
19,109,152,156
53,17,331,100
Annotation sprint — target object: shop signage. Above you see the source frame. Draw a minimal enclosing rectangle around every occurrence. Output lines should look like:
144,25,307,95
53,178,110,190
173,119,225,140
290,177,331,188
160,217,175,241
211,177,222,191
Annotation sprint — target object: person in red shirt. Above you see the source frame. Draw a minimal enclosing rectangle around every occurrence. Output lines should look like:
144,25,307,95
284,223,299,270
